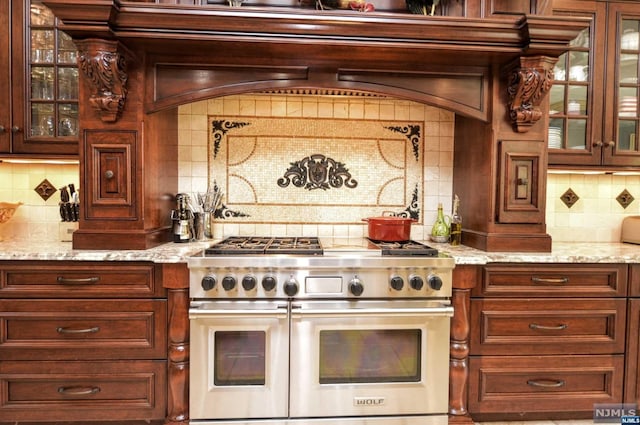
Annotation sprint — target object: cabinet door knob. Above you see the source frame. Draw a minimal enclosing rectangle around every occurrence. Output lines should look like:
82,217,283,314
11,126,20,133
104,170,114,179
592,140,603,147
0,125,5,133
605,141,615,148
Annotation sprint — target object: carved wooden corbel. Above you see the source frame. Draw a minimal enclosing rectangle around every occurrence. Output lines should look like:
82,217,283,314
507,56,557,133
75,39,128,123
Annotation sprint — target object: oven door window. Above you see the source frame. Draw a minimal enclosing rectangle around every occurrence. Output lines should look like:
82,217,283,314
319,329,421,384
214,331,266,386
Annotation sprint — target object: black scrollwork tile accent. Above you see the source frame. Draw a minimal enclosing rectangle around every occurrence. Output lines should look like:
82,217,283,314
384,124,421,161
617,189,635,209
214,204,250,219
395,184,420,220
560,188,579,208
211,120,251,159
277,154,358,191
34,179,57,201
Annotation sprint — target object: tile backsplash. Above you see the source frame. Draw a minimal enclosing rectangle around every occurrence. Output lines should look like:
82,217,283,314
1,93,639,245
546,172,640,243
0,162,78,241
178,94,454,240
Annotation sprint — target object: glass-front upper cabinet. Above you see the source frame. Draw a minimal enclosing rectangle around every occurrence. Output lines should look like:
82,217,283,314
549,27,590,151
613,17,640,155
3,0,78,156
550,1,640,168
549,0,605,167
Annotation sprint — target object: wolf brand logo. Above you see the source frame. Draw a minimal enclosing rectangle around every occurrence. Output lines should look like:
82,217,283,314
353,397,386,407
594,404,638,423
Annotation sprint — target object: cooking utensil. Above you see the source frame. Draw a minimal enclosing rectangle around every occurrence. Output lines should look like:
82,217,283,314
362,212,416,242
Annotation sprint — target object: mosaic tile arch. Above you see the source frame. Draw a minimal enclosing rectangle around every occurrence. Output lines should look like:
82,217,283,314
208,116,425,224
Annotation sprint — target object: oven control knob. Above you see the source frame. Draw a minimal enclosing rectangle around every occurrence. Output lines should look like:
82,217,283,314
262,275,277,291
222,276,237,291
428,275,443,291
201,275,217,291
283,277,299,297
242,275,257,291
390,276,404,291
349,277,364,296
409,275,424,290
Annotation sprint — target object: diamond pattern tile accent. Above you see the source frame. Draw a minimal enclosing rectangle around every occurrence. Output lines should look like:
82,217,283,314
560,188,579,208
34,179,57,201
617,189,635,209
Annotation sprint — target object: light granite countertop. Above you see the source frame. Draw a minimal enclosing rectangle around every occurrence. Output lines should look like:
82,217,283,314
1,238,640,264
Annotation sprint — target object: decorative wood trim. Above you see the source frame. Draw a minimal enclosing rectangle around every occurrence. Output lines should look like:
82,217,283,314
162,264,190,425
506,56,557,133
75,39,128,123
449,266,479,424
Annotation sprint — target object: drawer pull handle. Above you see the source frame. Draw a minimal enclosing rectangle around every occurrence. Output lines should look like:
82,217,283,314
527,379,565,388
529,323,568,331
56,276,100,285
58,386,101,395
531,277,569,285
56,326,100,334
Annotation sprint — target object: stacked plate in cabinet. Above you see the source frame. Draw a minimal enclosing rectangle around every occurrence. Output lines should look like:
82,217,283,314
619,96,638,117
548,127,562,149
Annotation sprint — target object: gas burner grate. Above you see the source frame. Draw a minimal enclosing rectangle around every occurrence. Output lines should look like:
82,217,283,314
205,236,323,256
367,238,439,257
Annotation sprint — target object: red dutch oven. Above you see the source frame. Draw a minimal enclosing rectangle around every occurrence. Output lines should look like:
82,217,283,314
362,214,416,242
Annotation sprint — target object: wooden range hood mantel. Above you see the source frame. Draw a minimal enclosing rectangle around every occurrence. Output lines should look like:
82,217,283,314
43,0,588,253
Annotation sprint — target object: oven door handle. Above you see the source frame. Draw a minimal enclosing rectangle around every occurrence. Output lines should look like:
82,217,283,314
290,304,453,318
189,304,289,319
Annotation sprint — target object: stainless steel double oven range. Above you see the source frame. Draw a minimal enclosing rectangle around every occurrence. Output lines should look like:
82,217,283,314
187,236,455,425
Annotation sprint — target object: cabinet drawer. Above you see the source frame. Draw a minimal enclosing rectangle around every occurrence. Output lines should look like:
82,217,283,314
470,298,626,355
0,299,167,360
0,261,163,298
0,360,166,422
473,264,627,297
469,355,624,420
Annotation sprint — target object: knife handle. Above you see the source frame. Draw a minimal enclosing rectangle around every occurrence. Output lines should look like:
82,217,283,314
59,203,69,222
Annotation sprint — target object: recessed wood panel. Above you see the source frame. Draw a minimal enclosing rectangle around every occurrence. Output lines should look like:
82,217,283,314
497,140,544,224
0,360,166,421
469,355,624,418
84,130,137,220
475,263,628,297
470,298,626,355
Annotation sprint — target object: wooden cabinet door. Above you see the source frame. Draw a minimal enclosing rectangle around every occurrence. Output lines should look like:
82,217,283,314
548,0,605,166
602,2,640,167
0,0,10,153
7,0,78,156
550,0,640,168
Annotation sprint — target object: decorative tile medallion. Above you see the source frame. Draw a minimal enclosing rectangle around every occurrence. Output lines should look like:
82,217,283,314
34,179,57,201
560,188,579,208
617,189,635,209
208,116,424,224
